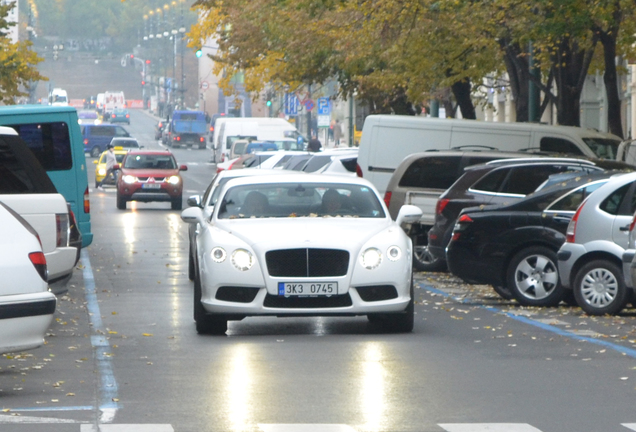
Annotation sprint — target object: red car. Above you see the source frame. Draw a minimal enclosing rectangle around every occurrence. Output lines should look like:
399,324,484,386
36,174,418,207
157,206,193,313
116,150,187,210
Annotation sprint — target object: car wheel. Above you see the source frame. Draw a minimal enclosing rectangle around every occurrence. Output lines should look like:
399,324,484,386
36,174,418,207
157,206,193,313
116,194,127,210
370,276,414,333
90,146,101,158
95,179,99,189
171,197,183,210
506,246,564,307
194,269,227,335
491,285,514,300
573,259,629,315
412,233,445,272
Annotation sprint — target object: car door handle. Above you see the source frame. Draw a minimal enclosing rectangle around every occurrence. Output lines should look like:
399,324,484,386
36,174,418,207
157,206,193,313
620,224,631,232
553,216,571,223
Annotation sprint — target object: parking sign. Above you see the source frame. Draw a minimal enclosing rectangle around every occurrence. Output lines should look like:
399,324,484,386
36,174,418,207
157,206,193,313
317,97,330,115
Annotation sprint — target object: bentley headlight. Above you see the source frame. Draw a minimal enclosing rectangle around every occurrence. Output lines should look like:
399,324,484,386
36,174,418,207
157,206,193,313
98,168,106,176
123,175,137,184
387,246,402,261
360,248,382,269
211,247,226,263
231,249,253,271
167,175,181,185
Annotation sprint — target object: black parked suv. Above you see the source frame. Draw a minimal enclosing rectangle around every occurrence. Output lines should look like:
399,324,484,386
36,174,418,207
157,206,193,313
426,157,626,278
384,150,550,271
446,171,616,305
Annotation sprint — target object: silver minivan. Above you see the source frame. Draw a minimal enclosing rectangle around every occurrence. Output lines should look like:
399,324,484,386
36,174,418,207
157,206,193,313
557,171,636,315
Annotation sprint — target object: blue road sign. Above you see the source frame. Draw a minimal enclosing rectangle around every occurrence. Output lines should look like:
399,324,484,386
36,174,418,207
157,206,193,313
284,93,299,115
317,97,330,115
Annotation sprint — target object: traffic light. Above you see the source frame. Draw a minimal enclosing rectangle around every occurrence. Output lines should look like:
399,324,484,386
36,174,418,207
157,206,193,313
266,100,272,107
195,49,203,58
145,59,151,64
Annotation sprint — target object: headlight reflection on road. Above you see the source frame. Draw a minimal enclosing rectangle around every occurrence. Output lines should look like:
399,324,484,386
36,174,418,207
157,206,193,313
360,342,387,431
122,212,137,246
167,213,182,328
224,344,254,431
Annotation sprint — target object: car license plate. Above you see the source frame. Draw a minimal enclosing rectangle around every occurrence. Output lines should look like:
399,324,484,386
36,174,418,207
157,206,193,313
278,282,338,296
142,183,161,189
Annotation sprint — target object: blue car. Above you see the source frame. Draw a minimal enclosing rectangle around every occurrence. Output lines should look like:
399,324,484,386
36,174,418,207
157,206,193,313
109,108,130,124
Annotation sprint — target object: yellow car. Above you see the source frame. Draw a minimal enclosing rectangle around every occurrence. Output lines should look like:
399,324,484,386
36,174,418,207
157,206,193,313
93,147,128,188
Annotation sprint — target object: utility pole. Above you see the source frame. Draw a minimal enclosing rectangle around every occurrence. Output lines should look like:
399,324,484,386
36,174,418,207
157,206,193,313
27,3,37,104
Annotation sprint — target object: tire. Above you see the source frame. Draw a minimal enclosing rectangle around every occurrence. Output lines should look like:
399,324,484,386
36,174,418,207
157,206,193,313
188,245,195,282
171,197,183,210
491,285,514,300
412,231,445,272
194,269,227,335
573,259,629,315
116,194,127,210
90,146,101,158
95,179,99,189
369,276,415,333
506,246,564,307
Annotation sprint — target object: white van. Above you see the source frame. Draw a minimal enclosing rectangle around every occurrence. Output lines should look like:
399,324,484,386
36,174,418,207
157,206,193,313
357,115,625,194
213,117,304,163
49,88,68,106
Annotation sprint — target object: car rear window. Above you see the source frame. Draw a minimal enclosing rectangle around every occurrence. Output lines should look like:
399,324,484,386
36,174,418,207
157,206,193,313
7,122,73,171
91,126,116,137
0,135,58,194
398,156,462,189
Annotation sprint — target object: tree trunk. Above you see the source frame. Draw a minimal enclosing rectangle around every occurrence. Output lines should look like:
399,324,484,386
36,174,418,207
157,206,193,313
598,20,624,138
501,41,529,122
451,79,476,119
552,37,596,126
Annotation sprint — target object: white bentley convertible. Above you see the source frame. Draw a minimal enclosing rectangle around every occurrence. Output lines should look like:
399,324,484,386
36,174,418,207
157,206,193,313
181,174,422,335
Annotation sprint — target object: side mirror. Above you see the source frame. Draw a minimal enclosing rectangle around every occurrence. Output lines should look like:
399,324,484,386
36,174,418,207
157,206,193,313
181,206,204,225
396,205,422,226
179,165,188,171
187,195,202,208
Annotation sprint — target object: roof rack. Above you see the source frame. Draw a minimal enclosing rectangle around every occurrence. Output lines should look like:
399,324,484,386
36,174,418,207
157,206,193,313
483,157,595,166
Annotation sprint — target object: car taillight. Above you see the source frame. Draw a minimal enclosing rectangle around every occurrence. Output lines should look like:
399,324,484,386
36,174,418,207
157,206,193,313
126,114,130,118
175,136,181,141
84,139,88,145
451,214,473,241
56,213,70,247
355,163,363,177
566,201,586,243
383,191,392,208
630,214,636,233
436,198,450,215
111,114,115,118
29,252,47,282
200,137,205,142
84,186,91,213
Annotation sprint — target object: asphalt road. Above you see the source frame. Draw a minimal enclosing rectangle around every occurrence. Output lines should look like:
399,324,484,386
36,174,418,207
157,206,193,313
2,110,636,432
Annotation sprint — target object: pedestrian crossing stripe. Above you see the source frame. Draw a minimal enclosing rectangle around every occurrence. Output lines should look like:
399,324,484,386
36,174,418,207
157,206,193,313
439,424,542,431
623,425,636,430
259,425,356,432
80,425,173,432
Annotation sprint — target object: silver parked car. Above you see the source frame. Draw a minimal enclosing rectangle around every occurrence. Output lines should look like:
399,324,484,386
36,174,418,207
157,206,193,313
557,171,636,315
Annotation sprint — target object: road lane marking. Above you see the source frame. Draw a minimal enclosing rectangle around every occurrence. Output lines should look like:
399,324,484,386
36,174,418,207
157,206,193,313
0,414,81,423
439,424,543,432
81,425,174,432
420,282,636,359
81,248,120,422
259,425,357,432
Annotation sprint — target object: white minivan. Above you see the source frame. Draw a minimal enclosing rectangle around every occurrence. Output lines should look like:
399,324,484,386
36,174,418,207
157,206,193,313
212,117,305,163
357,115,625,194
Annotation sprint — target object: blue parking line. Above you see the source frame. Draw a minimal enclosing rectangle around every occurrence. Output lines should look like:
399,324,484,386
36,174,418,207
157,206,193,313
80,248,120,416
420,282,636,359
